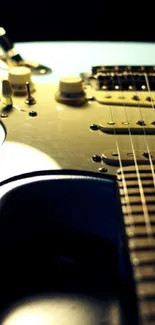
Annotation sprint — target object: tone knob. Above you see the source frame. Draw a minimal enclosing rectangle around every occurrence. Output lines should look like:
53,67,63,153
55,76,86,106
8,66,34,95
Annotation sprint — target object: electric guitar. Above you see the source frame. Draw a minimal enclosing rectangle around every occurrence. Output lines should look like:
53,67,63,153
0,42,155,324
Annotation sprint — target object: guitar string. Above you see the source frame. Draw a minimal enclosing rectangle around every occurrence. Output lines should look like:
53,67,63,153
103,74,150,235
100,75,135,231
108,74,143,235
144,72,155,185
116,72,153,236
91,69,154,322
104,76,149,324
124,72,155,323
131,71,155,234
102,71,154,321
129,71,155,238
130,72,155,187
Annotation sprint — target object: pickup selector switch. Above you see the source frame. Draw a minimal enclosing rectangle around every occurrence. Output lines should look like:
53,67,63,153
25,82,36,105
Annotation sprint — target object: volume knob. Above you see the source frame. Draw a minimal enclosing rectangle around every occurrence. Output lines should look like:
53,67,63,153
55,76,86,106
8,66,34,95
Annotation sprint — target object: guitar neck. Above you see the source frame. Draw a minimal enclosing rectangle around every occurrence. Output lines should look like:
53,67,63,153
117,165,155,324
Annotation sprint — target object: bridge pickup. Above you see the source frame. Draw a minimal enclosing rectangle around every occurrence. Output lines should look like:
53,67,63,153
102,150,155,166
99,120,155,134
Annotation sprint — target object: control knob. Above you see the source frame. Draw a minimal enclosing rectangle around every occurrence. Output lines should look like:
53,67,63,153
55,76,86,106
8,66,34,95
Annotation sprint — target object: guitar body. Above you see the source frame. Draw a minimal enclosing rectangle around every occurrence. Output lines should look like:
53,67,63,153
0,42,154,324
1,83,155,178
1,41,155,178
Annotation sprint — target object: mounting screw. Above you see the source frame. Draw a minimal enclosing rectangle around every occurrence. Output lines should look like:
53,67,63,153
25,97,36,105
0,113,8,118
98,167,108,173
151,121,155,125
92,155,101,162
29,111,37,117
90,124,99,130
87,96,95,101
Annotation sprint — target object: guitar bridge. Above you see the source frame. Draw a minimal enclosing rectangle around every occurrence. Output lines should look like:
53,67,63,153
91,65,155,91
81,66,155,107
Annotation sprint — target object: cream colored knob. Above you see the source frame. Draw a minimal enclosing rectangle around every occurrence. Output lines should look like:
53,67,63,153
55,76,86,106
8,66,34,95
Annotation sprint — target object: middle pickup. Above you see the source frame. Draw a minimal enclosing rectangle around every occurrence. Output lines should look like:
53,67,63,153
97,120,155,134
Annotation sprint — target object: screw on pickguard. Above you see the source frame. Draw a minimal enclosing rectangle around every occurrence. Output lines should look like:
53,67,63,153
98,167,108,173
90,124,99,131
92,155,102,162
91,155,108,172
